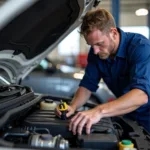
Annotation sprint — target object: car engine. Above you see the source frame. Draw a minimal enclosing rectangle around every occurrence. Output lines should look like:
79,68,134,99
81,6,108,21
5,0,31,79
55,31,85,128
0,85,150,150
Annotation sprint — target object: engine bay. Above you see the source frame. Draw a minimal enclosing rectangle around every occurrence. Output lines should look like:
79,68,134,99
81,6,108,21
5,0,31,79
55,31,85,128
0,85,150,150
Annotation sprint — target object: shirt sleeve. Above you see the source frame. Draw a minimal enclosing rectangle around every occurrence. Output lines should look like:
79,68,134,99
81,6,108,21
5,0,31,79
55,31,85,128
124,43,150,98
79,48,101,92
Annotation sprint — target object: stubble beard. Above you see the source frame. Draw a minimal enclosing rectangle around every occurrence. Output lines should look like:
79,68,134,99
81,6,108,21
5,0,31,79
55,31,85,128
98,52,109,60
98,40,116,60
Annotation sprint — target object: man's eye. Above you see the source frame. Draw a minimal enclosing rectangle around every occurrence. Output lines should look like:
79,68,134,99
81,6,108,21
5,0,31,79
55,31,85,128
97,43,103,46
97,42,104,46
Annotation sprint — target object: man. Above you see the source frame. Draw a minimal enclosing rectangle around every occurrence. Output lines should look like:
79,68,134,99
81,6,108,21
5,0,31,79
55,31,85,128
56,8,150,134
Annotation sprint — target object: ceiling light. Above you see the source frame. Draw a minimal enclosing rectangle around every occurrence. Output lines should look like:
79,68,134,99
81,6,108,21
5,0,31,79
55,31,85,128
135,8,148,16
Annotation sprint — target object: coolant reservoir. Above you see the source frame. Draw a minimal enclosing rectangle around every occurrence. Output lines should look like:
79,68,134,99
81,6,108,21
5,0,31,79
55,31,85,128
40,99,57,110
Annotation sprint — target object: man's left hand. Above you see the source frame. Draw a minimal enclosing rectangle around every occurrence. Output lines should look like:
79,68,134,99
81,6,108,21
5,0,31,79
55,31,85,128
69,107,102,135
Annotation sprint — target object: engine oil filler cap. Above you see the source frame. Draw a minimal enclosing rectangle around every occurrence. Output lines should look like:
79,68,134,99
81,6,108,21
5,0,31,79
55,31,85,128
58,100,68,120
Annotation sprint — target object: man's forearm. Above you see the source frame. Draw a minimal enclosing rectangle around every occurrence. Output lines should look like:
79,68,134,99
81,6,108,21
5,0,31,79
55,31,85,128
70,86,92,111
97,89,148,118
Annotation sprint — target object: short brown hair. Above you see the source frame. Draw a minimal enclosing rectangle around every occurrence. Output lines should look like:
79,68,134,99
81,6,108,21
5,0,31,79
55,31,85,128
80,8,116,36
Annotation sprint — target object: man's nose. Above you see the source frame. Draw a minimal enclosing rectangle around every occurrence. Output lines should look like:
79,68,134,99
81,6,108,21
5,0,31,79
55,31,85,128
93,46,100,54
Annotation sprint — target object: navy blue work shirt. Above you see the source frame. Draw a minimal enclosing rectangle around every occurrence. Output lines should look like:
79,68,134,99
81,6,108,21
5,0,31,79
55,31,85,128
79,28,150,133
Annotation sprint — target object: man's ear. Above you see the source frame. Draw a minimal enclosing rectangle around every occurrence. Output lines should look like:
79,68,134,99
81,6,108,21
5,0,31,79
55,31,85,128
110,28,117,40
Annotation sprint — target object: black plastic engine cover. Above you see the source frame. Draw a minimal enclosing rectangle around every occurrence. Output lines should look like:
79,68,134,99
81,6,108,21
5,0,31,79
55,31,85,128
23,110,118,149
78,133,118,150
23,110,73,137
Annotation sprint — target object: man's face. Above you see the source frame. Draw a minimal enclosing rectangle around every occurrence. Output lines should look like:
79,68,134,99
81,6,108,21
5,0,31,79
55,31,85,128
85,28,117,60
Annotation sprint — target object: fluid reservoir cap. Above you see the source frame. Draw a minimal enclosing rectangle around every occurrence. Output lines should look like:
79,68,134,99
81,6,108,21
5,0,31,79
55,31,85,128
45,99,53,103
122,140,132,145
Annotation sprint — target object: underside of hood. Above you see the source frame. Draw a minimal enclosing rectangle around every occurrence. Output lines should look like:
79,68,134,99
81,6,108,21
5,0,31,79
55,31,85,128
0,0,80,59
0,0,97,84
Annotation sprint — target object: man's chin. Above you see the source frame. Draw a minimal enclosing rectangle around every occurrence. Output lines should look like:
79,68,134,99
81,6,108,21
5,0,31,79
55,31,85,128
99,55,109,60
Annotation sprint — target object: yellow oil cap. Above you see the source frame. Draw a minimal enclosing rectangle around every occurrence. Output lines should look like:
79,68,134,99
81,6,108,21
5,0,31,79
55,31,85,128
58,100,68,111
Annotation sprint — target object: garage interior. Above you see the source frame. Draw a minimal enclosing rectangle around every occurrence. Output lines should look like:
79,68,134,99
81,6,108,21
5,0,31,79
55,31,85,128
48,0,150,68
0,1,149,150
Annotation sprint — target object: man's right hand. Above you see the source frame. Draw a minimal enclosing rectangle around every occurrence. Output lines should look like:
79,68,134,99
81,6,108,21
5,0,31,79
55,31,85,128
66,105,76,117
55,87,91,118
55,105,76,118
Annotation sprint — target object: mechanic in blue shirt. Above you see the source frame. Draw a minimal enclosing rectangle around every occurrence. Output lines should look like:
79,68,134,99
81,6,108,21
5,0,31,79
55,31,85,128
57,8,150,134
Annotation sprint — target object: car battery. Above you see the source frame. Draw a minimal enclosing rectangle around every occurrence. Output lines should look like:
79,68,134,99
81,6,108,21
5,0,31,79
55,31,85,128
77,118,118,149
78,131,118,150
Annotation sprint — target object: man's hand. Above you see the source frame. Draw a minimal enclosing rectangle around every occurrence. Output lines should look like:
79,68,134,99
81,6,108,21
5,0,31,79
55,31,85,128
55,105,76,118
66,105,76,117
69,107,102,135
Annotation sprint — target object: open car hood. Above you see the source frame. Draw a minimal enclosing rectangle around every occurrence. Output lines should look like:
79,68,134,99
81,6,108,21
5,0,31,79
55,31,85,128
0,0,100,84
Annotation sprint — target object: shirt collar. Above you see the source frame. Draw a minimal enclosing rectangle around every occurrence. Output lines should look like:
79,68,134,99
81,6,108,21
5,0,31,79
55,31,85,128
115,28,127,58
